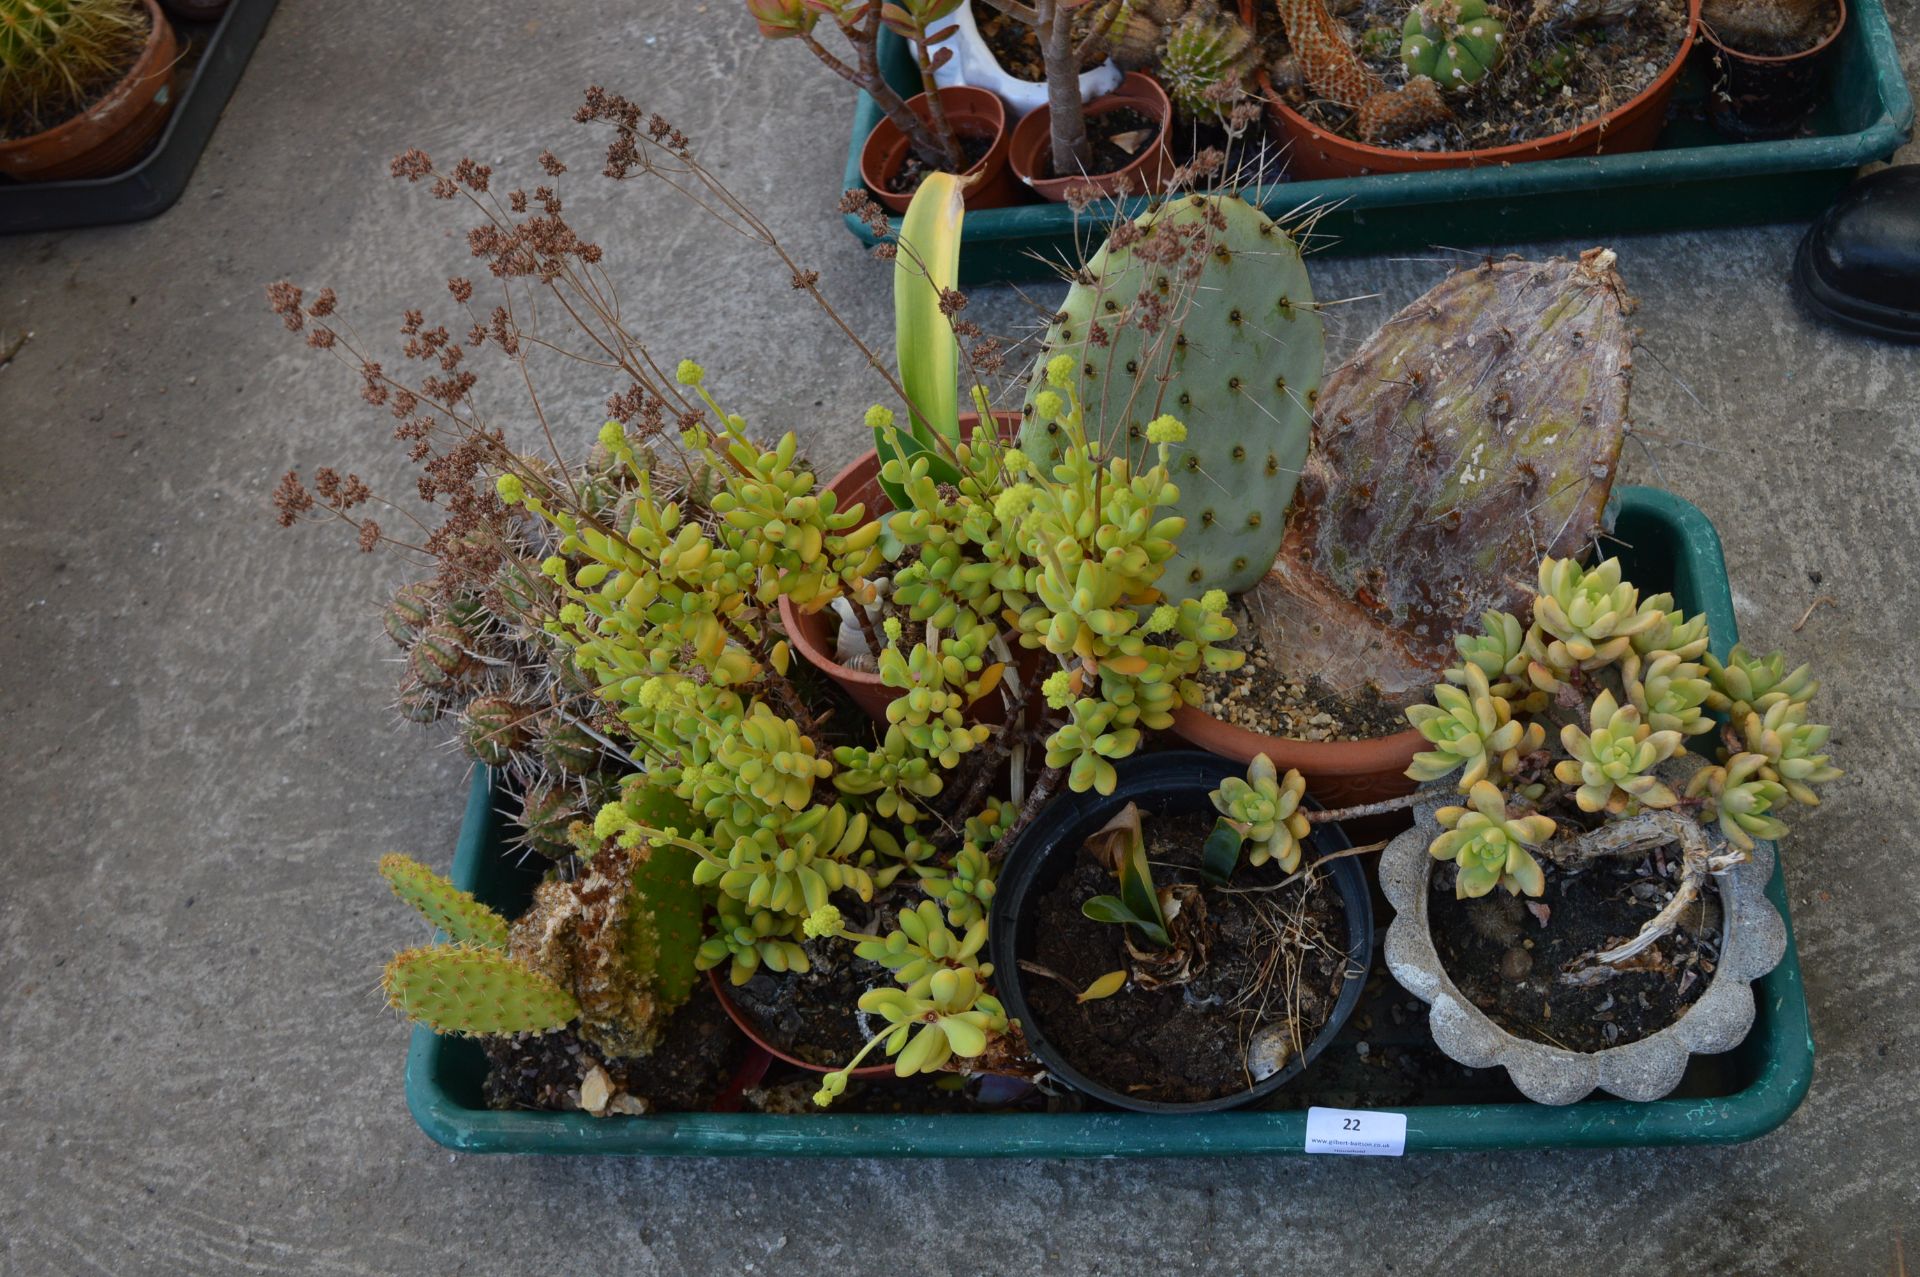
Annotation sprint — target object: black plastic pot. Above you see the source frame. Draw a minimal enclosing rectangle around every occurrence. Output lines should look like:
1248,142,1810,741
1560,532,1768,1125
988,751,1374,1114
1700,0,1847,140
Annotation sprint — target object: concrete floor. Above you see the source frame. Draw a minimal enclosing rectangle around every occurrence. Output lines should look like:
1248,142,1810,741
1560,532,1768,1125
3,0,1917,1272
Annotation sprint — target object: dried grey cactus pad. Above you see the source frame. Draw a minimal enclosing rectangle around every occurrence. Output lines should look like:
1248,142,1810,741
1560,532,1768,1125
1241,249,1634,700
1379,757,1790,1105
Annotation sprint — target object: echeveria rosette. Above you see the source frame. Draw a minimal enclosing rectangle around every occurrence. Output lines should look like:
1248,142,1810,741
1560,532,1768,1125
1406,663,1545,791
1622,649,1715,738
1525,555,1662,690
1630,594,1711,662
1553,688,1683,814
1686,752,1789,852
1703,644,1818,718
1209,753,1312,873
1448,609,1542,709
1429,781,1556,898
1741,698,1843,807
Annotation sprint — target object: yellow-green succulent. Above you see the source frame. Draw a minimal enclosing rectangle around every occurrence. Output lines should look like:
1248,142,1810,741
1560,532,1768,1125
1405,663,1545,790
1208,753,1312,873
1554,688,1682,814
1429,781,1556,898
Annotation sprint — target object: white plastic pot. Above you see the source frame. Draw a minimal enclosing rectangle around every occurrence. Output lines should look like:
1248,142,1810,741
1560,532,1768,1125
931,0,1122,115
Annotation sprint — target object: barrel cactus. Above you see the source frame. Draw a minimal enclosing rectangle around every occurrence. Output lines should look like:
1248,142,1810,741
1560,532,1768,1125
1019,193,1324,601
1240,249,1634,700
0,0,149,138
1157,7,1255,122
1401,0,1509,93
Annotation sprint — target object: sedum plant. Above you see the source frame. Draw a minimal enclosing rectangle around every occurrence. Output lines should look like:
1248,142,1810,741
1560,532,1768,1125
1402,554,1839,964
1206,753,1311,879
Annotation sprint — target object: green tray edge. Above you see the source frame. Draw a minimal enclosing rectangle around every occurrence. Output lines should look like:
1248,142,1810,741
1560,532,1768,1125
835,0,1912,278
403,486,1815,1156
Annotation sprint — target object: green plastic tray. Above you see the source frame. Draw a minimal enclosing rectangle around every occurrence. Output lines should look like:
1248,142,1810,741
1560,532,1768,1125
838,1,1912,282
404,486,1814,1155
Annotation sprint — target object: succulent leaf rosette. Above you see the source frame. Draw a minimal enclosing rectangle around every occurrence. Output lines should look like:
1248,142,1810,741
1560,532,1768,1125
1208,753,1312,873
1429,781,1554,898
1554,689,1682,815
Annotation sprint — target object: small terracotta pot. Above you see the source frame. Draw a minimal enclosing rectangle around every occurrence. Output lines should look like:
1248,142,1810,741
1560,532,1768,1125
1165,701,1422,810
1699,0,1845,140
780,412,1027,725
1243,0,1700,179
1007,70,1176,202
0,0,179,182
708,971,896,1080
859,85,1022,214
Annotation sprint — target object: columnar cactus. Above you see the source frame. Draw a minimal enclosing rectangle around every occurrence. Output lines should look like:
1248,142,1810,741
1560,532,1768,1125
1401,0,1508,93
1247,250,1633,699
1020,194,1324,600
1157,7,1255,122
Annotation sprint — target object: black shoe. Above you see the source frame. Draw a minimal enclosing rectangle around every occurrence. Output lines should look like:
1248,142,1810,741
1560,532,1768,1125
1792,165,1920,344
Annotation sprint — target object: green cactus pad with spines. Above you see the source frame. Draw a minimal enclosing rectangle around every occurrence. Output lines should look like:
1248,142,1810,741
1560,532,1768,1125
1244,249,1633,699
381,944,579,1036
1019,194,1324,600
625,841,705,1008
379,854,512,949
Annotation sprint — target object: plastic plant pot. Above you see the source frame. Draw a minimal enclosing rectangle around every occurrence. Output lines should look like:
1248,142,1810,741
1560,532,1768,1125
987,750,1374,1113
0,0,180,182
706,970,895,1081
1006,71,1175,201
858,85,1022,214
1699,0,1847,140
1243,0,1703,179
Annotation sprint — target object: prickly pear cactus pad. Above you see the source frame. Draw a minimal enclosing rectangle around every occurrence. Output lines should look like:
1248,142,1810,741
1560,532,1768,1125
1019,194,1324,600
1241,249,1633,699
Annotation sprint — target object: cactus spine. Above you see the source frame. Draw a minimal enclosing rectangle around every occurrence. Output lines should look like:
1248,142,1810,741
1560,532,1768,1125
1020,193,1323,600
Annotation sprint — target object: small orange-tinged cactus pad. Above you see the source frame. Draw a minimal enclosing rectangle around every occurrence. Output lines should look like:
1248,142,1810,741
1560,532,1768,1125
378,854,510,949
382,945,580,1036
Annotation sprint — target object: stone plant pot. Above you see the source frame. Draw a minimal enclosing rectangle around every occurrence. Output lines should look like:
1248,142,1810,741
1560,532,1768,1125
1378,759,1790,1105
929,0,1122,115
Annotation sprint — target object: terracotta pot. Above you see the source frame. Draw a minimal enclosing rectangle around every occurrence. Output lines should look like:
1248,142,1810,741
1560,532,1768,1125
1007,70,1176,202
859,85,1023,214
0,0,179,182
707,971,895,1079
1166,700,1422,809
780,412,1027,725
1699,0,1845,140
1242,0,1701,180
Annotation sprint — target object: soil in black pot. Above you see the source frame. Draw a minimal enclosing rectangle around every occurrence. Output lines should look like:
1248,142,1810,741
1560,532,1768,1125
1024,808,1350,1104
1037,107,1165,180
885,131,996,196
1287,0,1689,152
482,980,747,1113
1428,854,1720,1052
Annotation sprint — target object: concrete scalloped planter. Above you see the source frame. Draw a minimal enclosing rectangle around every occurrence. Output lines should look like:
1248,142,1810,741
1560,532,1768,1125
1379,758,1790,1106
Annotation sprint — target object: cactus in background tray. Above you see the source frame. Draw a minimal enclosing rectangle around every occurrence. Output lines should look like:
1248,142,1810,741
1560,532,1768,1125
1240,249,1634,700
1019,193,1324,601
1401,0,1509,93
1157,6,1256,122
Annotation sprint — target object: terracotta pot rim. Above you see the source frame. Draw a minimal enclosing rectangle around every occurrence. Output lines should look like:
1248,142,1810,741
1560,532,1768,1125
0,0,175,160
858,84,1013,210
1249,0,1701,167
1006,70,1174,193
707,969,896,1078
1699,0,1845,65
780,411,1023,693
1168,703,1422,773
